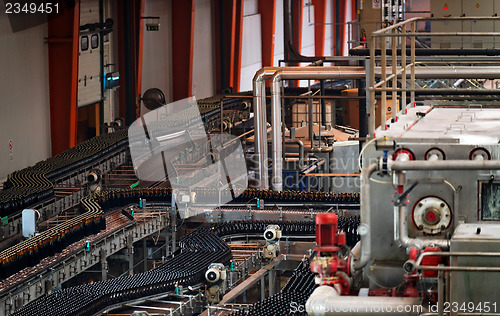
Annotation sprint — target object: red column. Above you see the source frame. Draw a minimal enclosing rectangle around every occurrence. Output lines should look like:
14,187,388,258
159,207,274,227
292,0,303,55
258,0,277,67
312,0,327,57
47,1,80,155
171,0,195,101
230,0,244,92
214,0,244,93
339,0,346,56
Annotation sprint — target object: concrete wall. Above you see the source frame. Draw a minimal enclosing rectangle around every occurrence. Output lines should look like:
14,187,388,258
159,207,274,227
192,0,216,99
299,2,315,86
0,12,51,180
240,0,262,92
324,0,333,56
274,0,285,66
141,0,172,113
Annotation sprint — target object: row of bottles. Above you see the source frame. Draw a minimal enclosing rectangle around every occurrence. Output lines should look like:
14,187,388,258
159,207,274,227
14,223,232,316
0,129,128,218
193,187,361,204
229,259,317,316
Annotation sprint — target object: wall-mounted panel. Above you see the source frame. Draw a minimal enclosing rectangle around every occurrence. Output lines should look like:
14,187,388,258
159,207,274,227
78,0,101,107
462,0,494,48
430,0,462,48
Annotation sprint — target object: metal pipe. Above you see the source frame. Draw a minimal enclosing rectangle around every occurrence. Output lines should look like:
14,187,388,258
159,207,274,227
320,80,326,126
285,139,305,167
308,83,314,148
398,203,450,250
390,160,500,171
253,67,280,189
306,286,422,316
372,66,500,80
269,67,366,191
353,163,378,270
350,48,500,56
301,159,325,175
413,251,500,272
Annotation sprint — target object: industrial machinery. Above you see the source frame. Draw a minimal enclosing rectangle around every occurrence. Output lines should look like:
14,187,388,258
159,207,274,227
205,263,227,303
306,17,500,316
7,10,500,315
263,224,282,258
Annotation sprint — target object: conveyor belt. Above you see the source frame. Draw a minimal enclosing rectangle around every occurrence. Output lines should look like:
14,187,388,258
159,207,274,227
0,93,250,220
0,186,360,280
13,220,323,316
0,131,129,217
228,258,316,316
0,92,361,315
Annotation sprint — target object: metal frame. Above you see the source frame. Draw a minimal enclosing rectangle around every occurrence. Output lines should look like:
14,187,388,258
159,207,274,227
0,208,169,315
0,147,128,240
368,16,500,137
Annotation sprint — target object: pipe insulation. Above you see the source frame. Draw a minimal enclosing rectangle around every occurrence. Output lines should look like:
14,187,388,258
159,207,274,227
269,68,366,190
306,286,422,316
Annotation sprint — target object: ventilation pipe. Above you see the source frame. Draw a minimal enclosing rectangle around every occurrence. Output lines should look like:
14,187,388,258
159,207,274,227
252,67,280,189
269,67,365,191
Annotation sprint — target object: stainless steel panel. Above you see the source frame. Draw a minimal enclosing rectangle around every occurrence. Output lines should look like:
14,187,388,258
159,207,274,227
450,224,500,309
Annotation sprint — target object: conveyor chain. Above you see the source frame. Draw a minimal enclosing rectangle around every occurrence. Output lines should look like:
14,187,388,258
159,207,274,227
13,220,319,316
0,131,129,218
229,258,317,316
0,186,360,280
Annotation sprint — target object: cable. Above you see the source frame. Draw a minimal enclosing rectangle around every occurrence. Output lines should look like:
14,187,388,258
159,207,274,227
358,136,385,171
369,176,393,184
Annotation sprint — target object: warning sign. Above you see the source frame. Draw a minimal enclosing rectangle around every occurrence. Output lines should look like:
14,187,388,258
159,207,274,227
372,0,381,9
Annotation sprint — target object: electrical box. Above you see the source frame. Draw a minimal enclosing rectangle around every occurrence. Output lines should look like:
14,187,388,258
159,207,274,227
494,0,500,47
430,0,462,48
462,0,494,48
105,72,120,89
450,224,500,306
22,209,36,238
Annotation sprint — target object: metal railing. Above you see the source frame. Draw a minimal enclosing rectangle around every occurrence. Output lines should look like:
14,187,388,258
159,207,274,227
368,16,500,136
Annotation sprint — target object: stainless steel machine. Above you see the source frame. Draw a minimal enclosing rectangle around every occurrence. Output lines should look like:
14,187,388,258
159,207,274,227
307,16,500,315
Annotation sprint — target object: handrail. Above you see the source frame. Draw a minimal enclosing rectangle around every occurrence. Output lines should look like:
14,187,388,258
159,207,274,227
368,16,500,137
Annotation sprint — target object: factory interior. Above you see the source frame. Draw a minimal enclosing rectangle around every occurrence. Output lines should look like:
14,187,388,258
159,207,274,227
1,0,500,315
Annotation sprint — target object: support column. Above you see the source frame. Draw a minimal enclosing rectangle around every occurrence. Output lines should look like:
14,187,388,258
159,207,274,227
100,249,107,281
171,194,177,253
47,1,80,155
312,0,327,57
117,0,142,125
260,278,266,300
142,238,148,272
258,0,277,67
269,269,276,297
230,0,244,92
214,0,243,93
171,0,195,101
136,0,145,118
127,234,134,276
